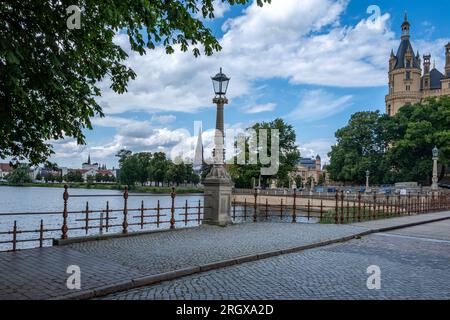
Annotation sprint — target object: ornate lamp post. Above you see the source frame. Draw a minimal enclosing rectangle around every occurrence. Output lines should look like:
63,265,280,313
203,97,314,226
365,170,370,193
202,68,233,226
431,146,439,191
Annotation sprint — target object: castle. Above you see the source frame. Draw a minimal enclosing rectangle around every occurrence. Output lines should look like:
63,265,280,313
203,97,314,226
386,14,450,116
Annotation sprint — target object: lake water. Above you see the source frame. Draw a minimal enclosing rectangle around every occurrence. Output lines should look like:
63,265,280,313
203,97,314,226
0,186,204,250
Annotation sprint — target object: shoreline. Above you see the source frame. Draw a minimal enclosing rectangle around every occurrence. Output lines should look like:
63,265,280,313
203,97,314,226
0,182,204,194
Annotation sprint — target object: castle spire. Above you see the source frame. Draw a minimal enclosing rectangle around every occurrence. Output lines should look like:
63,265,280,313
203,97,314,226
401,11,410,40
87,153,91,165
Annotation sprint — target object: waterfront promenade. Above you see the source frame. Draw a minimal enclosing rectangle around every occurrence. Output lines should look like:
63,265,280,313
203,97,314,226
1,211,450,300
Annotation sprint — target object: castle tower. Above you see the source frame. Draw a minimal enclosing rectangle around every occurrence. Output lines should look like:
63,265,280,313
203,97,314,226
385,13,422,116
315,155,321,171
445,43,450,77
423,54,431,90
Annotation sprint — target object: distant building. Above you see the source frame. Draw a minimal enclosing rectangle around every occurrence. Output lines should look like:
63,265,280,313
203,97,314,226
386,14,450,116
71,155,115,182
0,163,12,180
82,154,99,171
294,155,323,186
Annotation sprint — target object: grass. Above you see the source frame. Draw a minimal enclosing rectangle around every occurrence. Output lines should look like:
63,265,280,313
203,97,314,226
0,182,203,194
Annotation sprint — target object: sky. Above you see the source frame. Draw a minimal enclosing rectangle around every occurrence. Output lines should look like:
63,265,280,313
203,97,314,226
49,0,450,169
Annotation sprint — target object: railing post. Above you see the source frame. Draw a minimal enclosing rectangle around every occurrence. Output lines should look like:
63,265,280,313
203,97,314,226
105,201,110,232
373,193,377,220
386,195,390,218
198,199,201,225
253,188,258,223
340,190,344,224
39,220,44,248
122,186,129,234
140,200,145,229
357,192,362,222
156,200,161,228
85,201,89,235
184,199,188,226
170,187,176,229
320,200,324,222
335,191,339,224
280,198,283,220
12,221,17,252
232,197,236,221
61,185,69,240
265,198,269,220
407,192,411,215
292,189,297,223
416,193,419,214
346,198,350,223
307,199,311,221
244,198,247,221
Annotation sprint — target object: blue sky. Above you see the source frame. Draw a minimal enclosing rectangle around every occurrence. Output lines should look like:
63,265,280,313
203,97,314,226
50,0,450,169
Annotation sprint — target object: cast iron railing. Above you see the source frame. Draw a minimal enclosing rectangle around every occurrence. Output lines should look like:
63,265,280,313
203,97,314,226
0,186,207,252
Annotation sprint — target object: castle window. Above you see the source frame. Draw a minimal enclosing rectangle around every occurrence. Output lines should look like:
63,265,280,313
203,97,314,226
406,85,410,91
406,59,411,68
405,71,411,80
387,105,391,116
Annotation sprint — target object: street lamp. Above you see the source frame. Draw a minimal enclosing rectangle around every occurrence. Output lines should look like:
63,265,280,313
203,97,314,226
209,67,230,167
211,67,230,99
432,146,439,190
202,68,233,226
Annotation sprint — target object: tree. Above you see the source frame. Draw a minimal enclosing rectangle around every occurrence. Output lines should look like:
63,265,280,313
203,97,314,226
7,164,31,184
229,118,301,188
66,171,83,182
117,152,139,186
386,97,450,184
328,97,450,185
149,152,169,186
1,0,270,165
135,152,152,186
327,111,390,185
35,172,42,181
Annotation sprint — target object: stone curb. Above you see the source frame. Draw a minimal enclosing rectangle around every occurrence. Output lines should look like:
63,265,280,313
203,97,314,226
54,226,199,246
53,213,450,300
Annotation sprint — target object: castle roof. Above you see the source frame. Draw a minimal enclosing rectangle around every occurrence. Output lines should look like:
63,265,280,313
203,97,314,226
298,158,317,170
393,39,420,70
421,68,446,90
430,68,445,89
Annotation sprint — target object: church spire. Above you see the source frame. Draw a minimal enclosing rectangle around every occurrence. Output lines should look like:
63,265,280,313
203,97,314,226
87,154,91,165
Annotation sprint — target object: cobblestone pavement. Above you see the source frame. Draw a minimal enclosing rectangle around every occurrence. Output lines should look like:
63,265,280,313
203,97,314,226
68,223,363,274
0,246,145,300
103,220,450,300
1,212,449,300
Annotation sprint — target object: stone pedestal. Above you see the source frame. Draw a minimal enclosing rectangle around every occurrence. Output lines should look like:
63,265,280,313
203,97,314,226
202,165,233,226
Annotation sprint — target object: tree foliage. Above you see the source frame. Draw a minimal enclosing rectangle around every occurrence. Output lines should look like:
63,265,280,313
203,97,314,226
328,97,450,185
229,118,300,188
116,150,200,187
6,164,31,184
0,0,270,165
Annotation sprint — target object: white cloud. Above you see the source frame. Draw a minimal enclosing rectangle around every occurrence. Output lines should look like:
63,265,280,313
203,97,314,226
243,103,276,114
98,0,401,115
151,114,176,124
288,89,352,122
298,138,336,164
